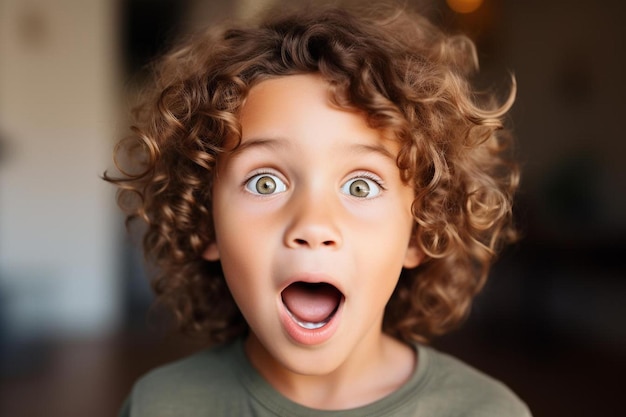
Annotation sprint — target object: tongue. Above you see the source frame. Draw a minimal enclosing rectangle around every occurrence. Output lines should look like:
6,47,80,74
282,283,341,323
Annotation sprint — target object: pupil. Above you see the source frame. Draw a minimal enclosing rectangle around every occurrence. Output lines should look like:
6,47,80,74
350,180,370,197
257,176,276,194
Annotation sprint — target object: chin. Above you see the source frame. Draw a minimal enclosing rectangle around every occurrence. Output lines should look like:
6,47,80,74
278,338,352,376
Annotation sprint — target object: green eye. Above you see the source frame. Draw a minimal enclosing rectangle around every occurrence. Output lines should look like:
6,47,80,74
256,176,276,194
350,179,370,197
341,177,381,198
245,174,287,195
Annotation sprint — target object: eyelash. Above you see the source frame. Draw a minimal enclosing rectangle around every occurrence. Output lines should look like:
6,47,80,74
242,169,282,187
349,172,386,190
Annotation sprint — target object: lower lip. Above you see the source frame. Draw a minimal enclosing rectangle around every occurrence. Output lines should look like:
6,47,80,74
279,300,343,346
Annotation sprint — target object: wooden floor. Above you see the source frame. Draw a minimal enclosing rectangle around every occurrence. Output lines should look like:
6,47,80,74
0,328,622,417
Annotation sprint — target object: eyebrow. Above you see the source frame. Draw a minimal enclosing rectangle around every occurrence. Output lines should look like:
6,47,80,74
226,137,290,159
347,143,397,162
227,137,397,162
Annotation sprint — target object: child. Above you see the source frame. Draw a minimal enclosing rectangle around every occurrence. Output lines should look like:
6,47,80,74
106,3,530,416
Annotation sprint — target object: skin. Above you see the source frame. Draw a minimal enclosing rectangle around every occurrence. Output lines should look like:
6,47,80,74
203,73,422,410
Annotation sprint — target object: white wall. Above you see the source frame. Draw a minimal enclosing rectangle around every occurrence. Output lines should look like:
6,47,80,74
0,0,120,338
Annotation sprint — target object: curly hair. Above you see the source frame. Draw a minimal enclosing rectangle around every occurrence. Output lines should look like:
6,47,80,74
104,4,518,345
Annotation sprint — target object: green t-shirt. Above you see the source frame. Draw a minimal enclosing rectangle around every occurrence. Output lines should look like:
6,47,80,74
120,339,531,416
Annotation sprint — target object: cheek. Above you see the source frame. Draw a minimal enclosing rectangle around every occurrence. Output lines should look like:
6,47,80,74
353,202,414,269
352,196,414,239
212,196,277,284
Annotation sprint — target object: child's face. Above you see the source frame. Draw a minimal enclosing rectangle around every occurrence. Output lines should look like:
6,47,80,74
204,74,421,377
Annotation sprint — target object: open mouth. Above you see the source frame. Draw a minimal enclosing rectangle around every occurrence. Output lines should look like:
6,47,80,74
281,282,343,330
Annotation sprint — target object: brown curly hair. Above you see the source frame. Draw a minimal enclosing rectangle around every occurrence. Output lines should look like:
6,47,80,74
104,4,518,345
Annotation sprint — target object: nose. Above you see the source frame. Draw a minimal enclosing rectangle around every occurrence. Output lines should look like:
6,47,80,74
284,188,342,250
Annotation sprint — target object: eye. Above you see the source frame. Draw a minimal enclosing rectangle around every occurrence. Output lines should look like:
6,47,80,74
341,177,382,198
245,173,287,195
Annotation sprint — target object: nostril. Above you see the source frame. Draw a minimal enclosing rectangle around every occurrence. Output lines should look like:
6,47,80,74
291,238,336,247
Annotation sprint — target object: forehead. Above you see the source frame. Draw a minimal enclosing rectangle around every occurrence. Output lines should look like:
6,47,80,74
240,74,338,132
232,74,399,155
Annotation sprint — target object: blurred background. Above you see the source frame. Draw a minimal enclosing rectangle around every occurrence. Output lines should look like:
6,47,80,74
0,0,624,415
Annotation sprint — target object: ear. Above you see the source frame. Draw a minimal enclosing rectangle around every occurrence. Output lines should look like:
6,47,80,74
403,239,423,269
202,241,220,261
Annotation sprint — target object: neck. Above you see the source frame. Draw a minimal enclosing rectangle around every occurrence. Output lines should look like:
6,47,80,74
244,332,416,410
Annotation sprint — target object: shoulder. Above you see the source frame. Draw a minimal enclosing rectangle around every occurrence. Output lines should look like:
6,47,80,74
417,345,532,417
125,342,245,416
135,342,237,392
